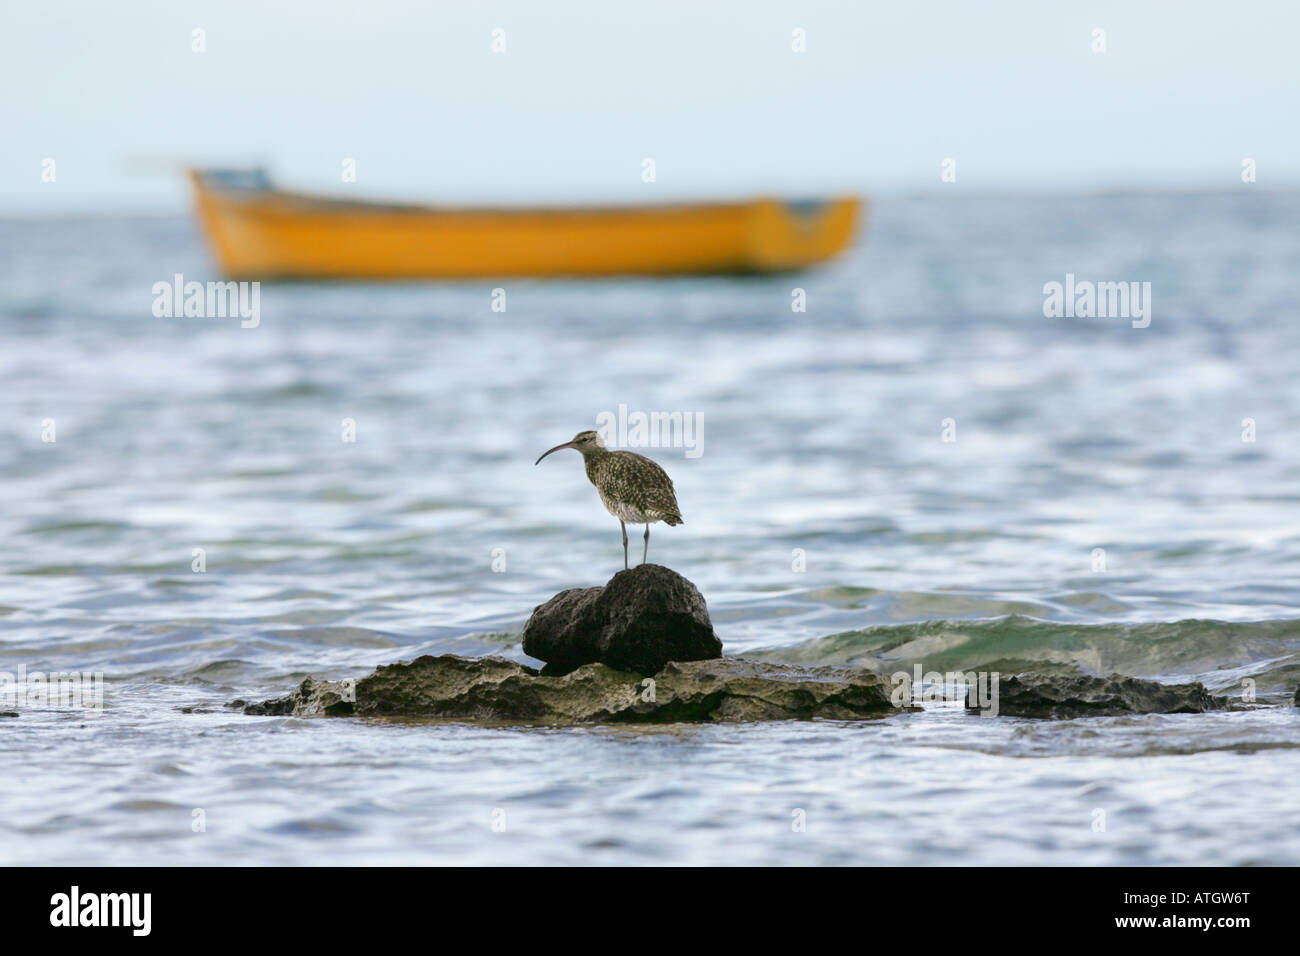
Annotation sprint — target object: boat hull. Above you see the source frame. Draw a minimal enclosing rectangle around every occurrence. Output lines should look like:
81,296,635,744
188,170,863,280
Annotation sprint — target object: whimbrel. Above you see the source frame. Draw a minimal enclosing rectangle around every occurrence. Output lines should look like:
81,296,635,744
535,430,683,569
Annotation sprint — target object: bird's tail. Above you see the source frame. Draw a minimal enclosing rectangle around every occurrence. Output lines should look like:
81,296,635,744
664,514,683,526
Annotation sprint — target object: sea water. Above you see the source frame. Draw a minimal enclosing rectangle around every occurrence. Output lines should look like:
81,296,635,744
2,191,1298,864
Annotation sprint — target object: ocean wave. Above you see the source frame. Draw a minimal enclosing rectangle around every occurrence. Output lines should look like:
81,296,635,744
755,615,1300,698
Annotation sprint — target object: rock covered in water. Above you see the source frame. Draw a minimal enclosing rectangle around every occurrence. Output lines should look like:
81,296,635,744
241,654,902,723
243,676,356,717
522,564,721,676
968,672,1227,719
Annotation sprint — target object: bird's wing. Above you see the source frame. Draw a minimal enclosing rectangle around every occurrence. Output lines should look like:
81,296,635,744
612,451,682,521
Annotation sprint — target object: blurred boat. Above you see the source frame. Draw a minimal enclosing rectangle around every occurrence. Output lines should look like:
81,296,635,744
188,168,862,280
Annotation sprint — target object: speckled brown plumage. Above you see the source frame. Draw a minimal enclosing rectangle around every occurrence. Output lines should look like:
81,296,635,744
584,450,682,525
535,429,683,568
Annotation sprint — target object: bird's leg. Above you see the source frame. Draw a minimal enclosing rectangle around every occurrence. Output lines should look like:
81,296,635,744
643,525,649,565
620,520,628,570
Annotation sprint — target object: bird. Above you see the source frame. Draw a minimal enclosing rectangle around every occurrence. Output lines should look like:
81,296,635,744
535,430,683,570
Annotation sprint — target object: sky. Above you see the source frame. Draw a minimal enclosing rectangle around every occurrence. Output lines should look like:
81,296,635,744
2,0,1297,212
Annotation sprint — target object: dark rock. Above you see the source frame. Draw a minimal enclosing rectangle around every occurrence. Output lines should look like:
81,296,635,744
522,564,721,676
0,711,18,718
968,672,1228,718
242,654,905,724
598,566,721,675
520,586,604,674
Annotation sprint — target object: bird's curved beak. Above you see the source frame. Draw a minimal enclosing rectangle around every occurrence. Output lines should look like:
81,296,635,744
535,441,577,465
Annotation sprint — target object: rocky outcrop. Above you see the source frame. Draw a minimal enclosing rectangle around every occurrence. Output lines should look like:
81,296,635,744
968,672,1228,718
243,676,357,717
522,564,721,676
241,654,903,724
236,658,1243,724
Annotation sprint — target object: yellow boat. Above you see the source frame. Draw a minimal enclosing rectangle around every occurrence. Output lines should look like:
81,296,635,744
188,168,862,280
